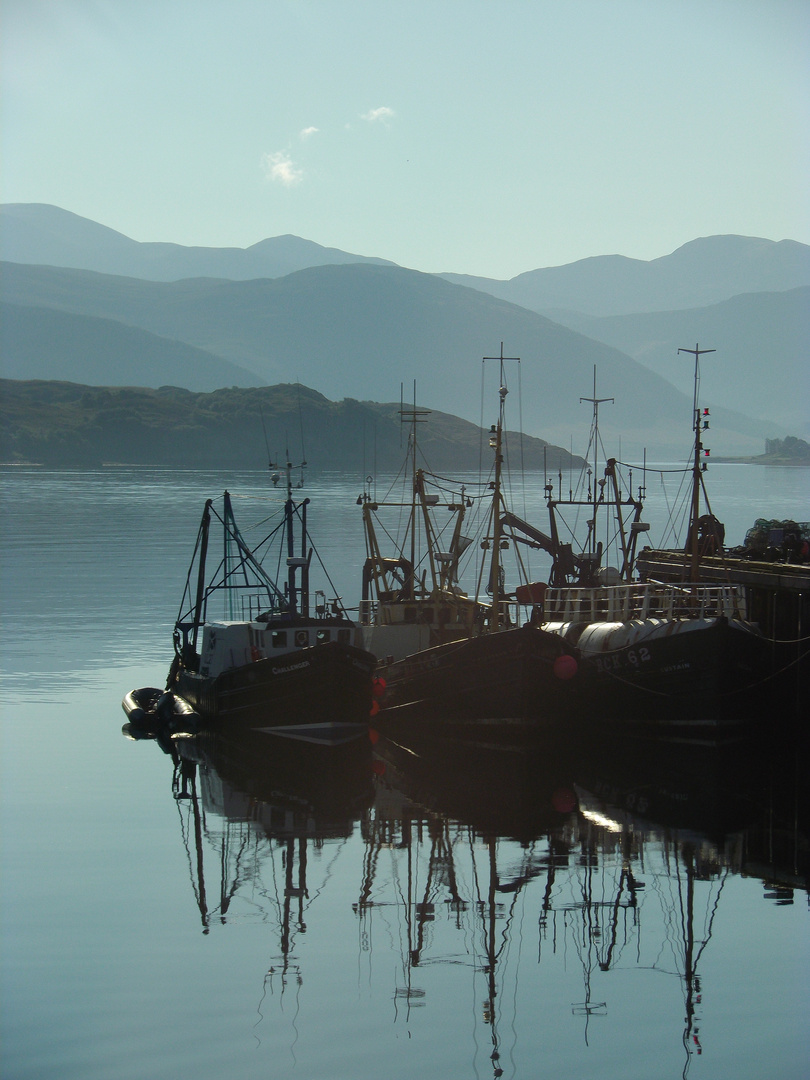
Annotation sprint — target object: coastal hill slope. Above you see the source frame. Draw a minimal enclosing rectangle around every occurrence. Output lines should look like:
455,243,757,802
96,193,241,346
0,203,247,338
0,379,583,472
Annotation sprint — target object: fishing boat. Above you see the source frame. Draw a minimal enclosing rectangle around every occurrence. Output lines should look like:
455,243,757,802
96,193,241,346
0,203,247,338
359,350,580,733
162,455,377,740
508,350,772,744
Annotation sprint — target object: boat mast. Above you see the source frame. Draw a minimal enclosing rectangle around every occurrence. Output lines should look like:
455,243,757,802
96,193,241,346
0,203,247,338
483,344,519,631
678,343,715,581
605,460,645,581
399,381,430,599
190,500,212,649
580,366,614,563
437,484,469,593
280,447,310,616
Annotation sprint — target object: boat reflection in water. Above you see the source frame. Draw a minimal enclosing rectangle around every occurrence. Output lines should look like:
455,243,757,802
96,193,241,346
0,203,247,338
166,728,375,935
363,727,807,1076
141,718,807,1077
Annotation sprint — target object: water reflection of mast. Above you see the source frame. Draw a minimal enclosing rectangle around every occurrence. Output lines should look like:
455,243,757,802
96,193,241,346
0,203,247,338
473,830,558,1077
364,733,578,1076
357,809,456,1019
482,839,499,1065
359,806,550,1078
475,835,511,1078
560,820,642,1044
173,752,255,932
571,790,729,1075
279,837,308,959
667,839,728,1078
263,834,307,1011
173,755,211,932
168,730,371,1011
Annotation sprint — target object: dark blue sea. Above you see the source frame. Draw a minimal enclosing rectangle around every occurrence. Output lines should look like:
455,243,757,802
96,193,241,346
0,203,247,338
1,463,807,1080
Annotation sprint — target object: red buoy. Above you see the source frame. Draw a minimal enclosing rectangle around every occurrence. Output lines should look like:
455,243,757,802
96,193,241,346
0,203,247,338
553,653,577,680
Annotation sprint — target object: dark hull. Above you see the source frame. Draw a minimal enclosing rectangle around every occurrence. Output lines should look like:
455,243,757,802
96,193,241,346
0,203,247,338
172,640,376,737
575,618,772,745
377,625,580,735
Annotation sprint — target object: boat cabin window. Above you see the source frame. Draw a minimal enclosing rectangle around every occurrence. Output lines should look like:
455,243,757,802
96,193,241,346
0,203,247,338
337,628,350,645
294,630,310,648
271,631,288,648
316,628,331,643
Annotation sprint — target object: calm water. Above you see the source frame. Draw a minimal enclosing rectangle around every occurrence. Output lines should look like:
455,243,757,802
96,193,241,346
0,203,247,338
1,464,808,1080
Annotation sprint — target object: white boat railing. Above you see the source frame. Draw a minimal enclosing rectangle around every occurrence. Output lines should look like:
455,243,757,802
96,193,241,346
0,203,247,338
361,583,747,631
358,599,378,626
493,599,521,627
541,582,747,622
358,596,525,633
240,592,273,621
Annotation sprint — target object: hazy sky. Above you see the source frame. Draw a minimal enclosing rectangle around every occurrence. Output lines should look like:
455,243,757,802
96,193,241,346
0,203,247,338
2,0,808,277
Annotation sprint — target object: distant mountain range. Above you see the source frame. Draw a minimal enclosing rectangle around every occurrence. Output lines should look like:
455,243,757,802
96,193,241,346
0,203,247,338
1,203,807,458
4,204,806,311
0,203,396,280
547,288,809,430
440,234,810,316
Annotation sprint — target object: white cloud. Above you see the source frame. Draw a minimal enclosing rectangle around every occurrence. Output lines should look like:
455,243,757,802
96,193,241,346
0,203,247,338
300,126,319,140
261,150,303,186
361,106,395,124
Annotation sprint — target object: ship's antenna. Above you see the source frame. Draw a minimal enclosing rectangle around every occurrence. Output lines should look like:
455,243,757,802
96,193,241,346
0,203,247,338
295,382,307,488
397,380,430,583
259,404,274,469
259,404,281,486
642,447,647,502
678,343,716,579
482,343,520,630
580,365,613,558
